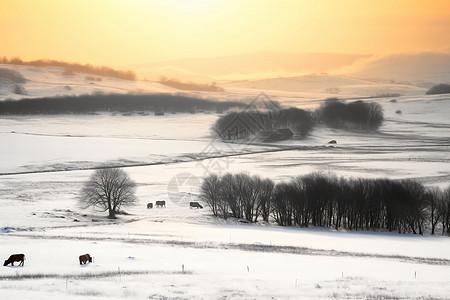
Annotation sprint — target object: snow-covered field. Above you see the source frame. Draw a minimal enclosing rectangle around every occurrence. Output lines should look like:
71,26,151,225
1,65,450,299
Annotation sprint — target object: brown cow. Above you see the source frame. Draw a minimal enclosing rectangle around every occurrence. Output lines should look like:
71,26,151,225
3,254,25,266
190,202,203,209
155,200,166,207
79,253,92,265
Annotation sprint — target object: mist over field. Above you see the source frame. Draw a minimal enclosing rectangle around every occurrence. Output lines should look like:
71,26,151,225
132,51,450,84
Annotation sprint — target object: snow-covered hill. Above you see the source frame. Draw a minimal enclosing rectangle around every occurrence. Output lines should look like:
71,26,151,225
222,74,426,98
0,62,437,104
0,64,177,101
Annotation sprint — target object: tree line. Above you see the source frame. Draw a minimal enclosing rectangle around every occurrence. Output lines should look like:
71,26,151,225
426,83,450,95
158,76,225,92
0,93,246,115
315,98,384,130
212,107,314,140
0,56,136,80
200,172,450,235
212,99,384,141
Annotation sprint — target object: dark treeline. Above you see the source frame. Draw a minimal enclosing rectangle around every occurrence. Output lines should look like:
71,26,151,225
0,94,246,115
316,98,384,130
158,76,225,92
200,172,450,235
212,107,314,140
426,83,450,95
212,99,384,140
0,57,136,80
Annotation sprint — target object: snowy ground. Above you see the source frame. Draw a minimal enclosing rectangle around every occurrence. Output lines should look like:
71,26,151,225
1,65,450,299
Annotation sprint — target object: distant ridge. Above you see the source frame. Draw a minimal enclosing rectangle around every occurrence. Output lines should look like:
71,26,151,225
346,51,450,86
131,51,450,86
131,52,369,81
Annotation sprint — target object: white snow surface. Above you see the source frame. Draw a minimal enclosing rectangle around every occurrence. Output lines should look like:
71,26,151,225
0,64,450,299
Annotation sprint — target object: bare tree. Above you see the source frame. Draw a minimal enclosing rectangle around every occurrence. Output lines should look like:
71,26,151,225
439,186,450,235
426,187,443,235
400,179,427,235
200,174,221,216
272,182,294,226
258,178,274,222
236,173,260,222
80,168,137,219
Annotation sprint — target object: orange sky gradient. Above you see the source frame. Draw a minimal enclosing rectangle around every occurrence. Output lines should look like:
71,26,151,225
1,0,450,68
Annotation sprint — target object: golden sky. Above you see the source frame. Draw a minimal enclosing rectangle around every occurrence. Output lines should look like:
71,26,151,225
1,0,450,67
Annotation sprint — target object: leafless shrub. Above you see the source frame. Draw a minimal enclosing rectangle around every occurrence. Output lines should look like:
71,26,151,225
13,84,27,95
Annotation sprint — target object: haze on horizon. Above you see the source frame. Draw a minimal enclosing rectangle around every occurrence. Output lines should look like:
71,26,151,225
1,0,450,74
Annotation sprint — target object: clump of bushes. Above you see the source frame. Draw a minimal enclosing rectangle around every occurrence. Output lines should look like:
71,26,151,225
213,98,384,141
13,84,27,95
158,76,225,92
275,107,315,137
212,107,313,140
315,98,383,130
0,68,26,83
426,84,450,95
200,172,450,235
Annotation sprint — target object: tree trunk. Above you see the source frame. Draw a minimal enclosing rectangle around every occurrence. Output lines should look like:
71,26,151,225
108,209,116,219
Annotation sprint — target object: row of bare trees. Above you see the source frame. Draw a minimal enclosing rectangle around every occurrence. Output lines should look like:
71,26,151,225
200,172,450,235
201,173,274,222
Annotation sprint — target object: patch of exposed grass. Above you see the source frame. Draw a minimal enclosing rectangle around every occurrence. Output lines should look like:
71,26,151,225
0,270,192,281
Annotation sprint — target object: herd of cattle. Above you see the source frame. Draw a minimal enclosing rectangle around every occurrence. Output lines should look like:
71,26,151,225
4,201,204,268
147,201,203,209
3,253,93,267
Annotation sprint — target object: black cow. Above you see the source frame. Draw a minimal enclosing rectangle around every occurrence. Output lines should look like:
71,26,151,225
147,203,153,209
155,200,166,207
79,253,92,265
190,202,203,209
3,254,25,266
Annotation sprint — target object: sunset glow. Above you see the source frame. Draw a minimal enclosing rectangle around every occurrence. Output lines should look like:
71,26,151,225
1,0,449,67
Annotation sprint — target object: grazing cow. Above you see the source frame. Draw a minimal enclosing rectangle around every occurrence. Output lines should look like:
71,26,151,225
79,253,92,265
189,202,203,209
3,254,25,266
147,203,153,209
155,200,166,207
